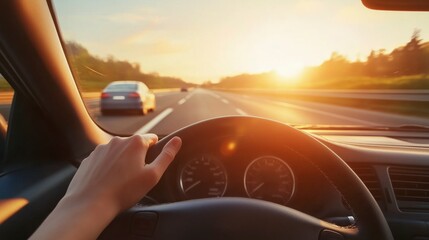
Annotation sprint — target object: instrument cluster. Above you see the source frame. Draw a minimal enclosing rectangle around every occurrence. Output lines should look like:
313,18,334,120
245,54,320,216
177,154,296,206
142,135,347,217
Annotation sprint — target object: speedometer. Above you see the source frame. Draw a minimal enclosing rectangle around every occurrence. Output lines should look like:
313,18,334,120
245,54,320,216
244,156,295,205
179,156,228,199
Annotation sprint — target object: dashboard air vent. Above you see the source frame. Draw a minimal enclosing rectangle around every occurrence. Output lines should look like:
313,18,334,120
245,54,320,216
389,166,429,212
349,164,383,202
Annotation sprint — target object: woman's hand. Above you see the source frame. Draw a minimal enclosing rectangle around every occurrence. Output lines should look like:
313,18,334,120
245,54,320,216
30,134,182,240
66,134,181,213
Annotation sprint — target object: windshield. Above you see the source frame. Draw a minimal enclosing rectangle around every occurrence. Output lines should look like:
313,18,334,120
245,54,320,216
52,0,429,135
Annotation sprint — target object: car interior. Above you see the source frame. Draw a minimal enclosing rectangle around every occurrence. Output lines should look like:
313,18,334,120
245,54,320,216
0,0,429,239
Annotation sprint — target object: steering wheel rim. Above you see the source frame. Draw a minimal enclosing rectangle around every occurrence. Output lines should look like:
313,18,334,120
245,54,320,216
101,116,393,240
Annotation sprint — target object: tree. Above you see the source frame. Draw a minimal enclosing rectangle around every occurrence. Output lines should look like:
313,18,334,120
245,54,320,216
63,41,187,90
389,29,425,76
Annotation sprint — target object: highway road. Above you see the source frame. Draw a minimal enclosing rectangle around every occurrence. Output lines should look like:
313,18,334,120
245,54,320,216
0,88,427,135
84,88,429,135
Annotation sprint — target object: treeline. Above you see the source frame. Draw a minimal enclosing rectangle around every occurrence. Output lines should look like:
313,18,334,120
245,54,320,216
65,41,190,91
213,30,429,89
301,30,429,83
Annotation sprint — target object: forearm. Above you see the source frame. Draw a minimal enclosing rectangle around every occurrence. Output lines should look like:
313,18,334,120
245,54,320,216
30,194,118,240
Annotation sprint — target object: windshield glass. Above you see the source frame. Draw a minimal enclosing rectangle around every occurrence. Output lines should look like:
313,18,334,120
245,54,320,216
105,83,138,91
53,0,429,135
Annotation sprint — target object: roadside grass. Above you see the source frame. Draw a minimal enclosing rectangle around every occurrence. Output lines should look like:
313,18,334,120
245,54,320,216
295,97,429,119
298,75,429,89
76,80,110,92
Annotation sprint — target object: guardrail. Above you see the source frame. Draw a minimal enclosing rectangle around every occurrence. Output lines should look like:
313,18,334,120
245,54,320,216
0,92,13,104
0,88,183,104
214,88,429,102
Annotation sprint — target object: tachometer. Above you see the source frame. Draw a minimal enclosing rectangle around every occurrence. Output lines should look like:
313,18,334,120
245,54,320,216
244,156,295,205
179,156,227,199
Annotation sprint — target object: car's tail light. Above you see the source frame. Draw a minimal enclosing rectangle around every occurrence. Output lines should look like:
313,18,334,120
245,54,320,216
101,92,110,98
128,92,140,98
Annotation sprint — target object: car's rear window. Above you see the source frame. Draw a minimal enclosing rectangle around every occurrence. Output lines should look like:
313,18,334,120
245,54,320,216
106,84,137,91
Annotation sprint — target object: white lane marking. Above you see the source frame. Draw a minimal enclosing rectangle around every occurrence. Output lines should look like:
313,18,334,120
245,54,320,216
236,108,247,116
204,91,221,99
178,98,187,105
135,108,174,134
269,100,376,125
183,92,196,101
221,99,229,104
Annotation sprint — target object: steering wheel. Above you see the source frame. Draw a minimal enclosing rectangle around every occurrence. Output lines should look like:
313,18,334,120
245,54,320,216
99,116,393,240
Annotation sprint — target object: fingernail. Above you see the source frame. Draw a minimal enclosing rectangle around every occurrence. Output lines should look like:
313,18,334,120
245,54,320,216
171,136,182,150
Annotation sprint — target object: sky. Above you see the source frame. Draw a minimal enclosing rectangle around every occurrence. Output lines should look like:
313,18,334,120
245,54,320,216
53,0,429,83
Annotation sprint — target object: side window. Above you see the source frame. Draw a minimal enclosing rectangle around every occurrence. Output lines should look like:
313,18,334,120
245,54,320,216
0,72,13,161
0,72,12,123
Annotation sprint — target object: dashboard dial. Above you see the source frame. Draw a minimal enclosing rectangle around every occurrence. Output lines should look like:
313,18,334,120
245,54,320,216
244,156,295,205
179,156,227,199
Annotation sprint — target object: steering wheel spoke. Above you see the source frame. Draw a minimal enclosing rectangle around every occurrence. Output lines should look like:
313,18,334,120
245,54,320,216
101,198,359,240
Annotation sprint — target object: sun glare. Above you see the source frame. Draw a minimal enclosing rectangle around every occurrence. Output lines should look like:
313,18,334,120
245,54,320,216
232,22,309,84
275,66,303,79
274,70,301,85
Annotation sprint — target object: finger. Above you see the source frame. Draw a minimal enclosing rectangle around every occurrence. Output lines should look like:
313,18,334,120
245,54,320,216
140,133,159,147
149,136,182,176
131,134,159,165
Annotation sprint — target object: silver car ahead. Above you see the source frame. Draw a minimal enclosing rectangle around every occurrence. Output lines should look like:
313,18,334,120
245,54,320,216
100,81,156,115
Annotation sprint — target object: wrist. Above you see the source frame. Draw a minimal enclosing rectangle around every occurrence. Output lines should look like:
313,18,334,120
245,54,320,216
54,193,119,238
59,192,120,222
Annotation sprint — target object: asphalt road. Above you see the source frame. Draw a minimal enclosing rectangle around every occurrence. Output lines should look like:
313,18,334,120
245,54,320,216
0,89,427,135
87,88,429,135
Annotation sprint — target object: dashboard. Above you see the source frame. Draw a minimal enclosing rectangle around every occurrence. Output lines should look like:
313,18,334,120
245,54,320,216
141,129,429,239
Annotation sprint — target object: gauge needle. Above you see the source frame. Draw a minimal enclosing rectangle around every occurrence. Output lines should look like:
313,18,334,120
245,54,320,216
251,182,265,195
184,180,202,193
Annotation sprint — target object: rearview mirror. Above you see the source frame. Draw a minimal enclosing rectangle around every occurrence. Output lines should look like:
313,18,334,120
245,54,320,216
362,0,429,11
